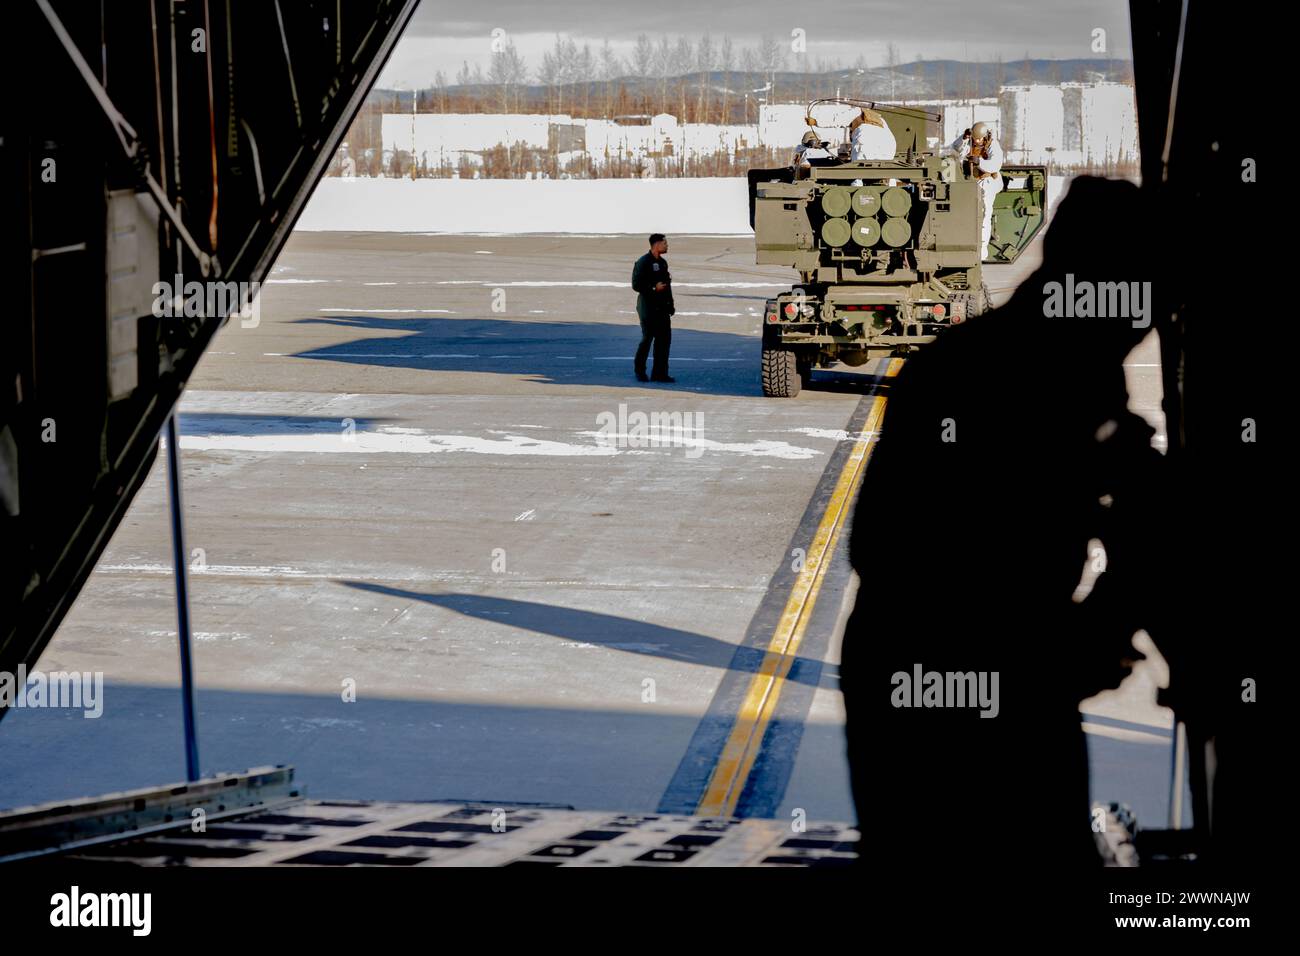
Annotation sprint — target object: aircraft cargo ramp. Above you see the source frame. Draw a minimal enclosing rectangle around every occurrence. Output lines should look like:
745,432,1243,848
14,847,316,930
0,768,858,867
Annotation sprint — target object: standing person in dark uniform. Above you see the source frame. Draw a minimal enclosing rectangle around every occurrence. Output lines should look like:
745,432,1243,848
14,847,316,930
631,234,675,383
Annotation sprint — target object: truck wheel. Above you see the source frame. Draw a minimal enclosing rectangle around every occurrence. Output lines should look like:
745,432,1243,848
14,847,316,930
979,280,993,314
796,353,814,389
762,347,801,397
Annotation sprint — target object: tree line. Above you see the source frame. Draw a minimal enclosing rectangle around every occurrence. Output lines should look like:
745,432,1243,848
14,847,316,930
457,33,810,123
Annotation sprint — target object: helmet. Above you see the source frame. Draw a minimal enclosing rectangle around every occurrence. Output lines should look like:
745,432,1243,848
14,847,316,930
800,130,819,147
971,122,990,141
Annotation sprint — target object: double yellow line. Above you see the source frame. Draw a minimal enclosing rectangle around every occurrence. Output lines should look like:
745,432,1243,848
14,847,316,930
695,358,902,818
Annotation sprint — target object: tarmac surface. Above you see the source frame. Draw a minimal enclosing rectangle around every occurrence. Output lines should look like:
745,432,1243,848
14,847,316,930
0,230,1184,830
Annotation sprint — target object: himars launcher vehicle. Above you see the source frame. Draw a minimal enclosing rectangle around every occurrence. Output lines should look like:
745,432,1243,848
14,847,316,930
750,99,1048,396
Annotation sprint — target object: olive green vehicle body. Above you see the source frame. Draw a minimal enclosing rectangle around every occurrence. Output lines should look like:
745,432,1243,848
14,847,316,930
751,105,1048,395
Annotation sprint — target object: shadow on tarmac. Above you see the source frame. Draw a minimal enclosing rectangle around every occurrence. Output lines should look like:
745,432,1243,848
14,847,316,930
342,582,839,690
289,315,884,398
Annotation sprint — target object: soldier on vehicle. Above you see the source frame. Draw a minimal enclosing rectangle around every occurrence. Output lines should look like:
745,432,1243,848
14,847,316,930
951,121,1004,259
846,107,899,186
793,130,834,179
849,108,897,161
631,233,676,383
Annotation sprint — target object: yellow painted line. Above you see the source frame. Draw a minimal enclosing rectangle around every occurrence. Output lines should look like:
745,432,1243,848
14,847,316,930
696,358,903,818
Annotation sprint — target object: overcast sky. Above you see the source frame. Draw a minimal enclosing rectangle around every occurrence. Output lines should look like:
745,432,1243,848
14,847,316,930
378,0,1133,89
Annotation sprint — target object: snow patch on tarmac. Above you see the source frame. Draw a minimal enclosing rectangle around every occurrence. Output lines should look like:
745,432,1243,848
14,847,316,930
577,431,821,460
106,563,310,578
174,414,823,460
786,426,879,441
181,428,618,457
317,307,456,313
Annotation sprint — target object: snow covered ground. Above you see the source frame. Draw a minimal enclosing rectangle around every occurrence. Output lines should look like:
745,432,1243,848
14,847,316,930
296,177,754,234
297,175,1071,235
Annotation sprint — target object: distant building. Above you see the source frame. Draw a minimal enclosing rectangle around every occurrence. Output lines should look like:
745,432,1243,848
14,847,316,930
1000,82,1138,167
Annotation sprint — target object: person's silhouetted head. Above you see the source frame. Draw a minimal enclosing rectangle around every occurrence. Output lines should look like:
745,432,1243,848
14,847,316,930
1012,176,1156,361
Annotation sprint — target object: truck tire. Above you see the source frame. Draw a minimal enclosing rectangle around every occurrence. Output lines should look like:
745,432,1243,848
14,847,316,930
762,347,801,397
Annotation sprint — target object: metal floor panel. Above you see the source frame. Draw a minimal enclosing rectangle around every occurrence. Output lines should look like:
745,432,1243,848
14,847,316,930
60,801,859,867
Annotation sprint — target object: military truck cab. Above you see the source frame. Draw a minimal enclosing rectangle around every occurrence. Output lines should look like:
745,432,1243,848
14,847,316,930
751,100,1046,396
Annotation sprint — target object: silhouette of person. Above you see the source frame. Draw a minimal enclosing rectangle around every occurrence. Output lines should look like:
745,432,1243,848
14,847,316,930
840,177,1168,871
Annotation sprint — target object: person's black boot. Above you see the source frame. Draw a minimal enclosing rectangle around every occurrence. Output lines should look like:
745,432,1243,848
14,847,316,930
651,374,675,383
635,370,650,382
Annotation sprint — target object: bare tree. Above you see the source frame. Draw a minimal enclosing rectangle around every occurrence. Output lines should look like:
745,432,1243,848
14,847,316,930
541,35,580,115
488,45,528,173
631,34,654,79
599,40,622,119
488,42,528,114
719,36,734,124
576,42,595,117
671,36,694,75
599,39,622,80
654,35,672,114
886,42,898,101
487,55,507,112
759,34,785,101
560,35,581,112
695,35,715,125
433,70,448,112
672,36,693,122
537,52,558,114
738,46,763,124
455,61,485,111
